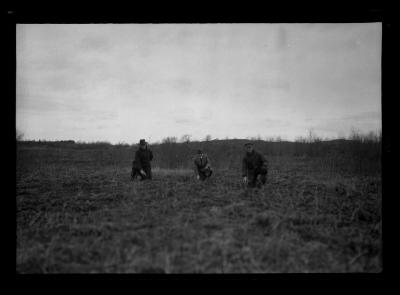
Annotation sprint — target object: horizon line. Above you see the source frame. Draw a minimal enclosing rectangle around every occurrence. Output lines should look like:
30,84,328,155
17,131,382,145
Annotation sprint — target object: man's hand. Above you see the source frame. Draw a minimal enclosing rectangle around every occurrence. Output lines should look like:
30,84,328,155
243,176,248,184
140,169,146,176
196,175,200,180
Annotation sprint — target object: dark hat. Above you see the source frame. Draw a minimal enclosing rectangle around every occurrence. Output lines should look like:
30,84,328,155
244,142,253,146
197,149,203,154
139,139,147,145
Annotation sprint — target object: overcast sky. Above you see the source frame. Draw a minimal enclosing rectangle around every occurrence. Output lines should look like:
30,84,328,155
16,23,381,144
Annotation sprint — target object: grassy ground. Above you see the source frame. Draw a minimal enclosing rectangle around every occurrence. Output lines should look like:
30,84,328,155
16,148,381,273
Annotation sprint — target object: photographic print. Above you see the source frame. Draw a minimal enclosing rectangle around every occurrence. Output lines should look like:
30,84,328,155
16,23,382,273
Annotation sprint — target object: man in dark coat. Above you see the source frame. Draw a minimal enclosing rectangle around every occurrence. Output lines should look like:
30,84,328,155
193,149,213,181
131,139,153,181
242,142,268,188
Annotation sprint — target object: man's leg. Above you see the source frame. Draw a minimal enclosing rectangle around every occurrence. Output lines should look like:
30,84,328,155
131,168,144,181
254,169,267,187
204,167,212,179
259,172,267,184
143,167,152,180
131,168,136,180
247,171,257,188
255,173,262,188
198,170,207,181
258,167,267,185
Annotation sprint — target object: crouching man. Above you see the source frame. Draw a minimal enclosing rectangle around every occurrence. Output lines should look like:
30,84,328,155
242,142,268,188
131,139,153,181
193,149,213,181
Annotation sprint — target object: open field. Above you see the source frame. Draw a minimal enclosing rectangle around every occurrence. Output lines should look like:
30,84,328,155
16,142,382,273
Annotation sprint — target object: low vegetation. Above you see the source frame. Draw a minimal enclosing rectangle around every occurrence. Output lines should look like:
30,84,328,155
16,135,381,273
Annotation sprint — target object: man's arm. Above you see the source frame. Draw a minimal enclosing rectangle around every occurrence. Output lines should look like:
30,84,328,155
242,157,247,177
134,151,142,170
193,158,198,173
205,154,211,167
259,153,268,171
193,157,200,179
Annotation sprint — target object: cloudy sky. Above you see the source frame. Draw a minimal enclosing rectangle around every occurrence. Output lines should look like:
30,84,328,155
16,23,381,143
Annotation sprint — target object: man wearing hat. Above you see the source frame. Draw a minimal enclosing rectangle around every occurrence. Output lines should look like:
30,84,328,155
131,139,153,181
193,149,213,181
242,142,268,188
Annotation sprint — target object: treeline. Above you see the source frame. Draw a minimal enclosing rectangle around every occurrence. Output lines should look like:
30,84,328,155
17,132,381,175
151,138,381,174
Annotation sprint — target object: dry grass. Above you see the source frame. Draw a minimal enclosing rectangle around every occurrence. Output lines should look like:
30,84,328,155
16,144,381,273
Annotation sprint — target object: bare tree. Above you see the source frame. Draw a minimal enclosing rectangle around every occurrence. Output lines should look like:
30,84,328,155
295,136,307,143
307,128,321,143
204,134,212,142
349,127,362,141
16,129,24,141
162,137,178,144
180,134,192,143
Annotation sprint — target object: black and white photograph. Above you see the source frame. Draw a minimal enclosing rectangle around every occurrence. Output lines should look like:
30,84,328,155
15,21,383,274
